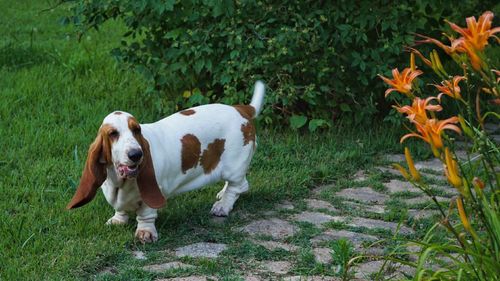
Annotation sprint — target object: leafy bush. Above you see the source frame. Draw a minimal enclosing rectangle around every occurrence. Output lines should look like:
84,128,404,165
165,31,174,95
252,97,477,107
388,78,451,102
64,0,495,129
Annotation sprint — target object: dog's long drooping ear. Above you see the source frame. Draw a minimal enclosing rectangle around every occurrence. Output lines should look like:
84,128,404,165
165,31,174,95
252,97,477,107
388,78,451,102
137,136,165,209
66,130,108,209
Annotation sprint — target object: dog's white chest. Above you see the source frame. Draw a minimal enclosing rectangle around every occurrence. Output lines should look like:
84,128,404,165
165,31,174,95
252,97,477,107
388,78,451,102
102,180,142,212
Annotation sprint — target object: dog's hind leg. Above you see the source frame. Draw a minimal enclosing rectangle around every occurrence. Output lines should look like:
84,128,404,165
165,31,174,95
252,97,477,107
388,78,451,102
210,177,249,217
216,181,228,200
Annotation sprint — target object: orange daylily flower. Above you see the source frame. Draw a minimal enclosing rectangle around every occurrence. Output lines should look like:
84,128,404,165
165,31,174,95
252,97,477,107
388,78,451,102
416,11,500,71
446,11,500,52
433,76,466,100
401,117,462,150
459,39,484,70
416,34,467,55
378,68,423,97
394,96,442,124
417,34,484,70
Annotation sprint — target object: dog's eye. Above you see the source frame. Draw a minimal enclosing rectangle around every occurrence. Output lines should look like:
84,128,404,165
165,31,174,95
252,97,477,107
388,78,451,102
109,130,119,139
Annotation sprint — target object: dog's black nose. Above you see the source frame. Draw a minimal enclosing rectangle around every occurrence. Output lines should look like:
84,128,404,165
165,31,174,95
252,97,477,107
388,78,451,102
128,149,143,162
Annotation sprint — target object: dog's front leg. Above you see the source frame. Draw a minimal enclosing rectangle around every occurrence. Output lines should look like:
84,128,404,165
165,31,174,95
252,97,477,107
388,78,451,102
135,204,158,243
106,211,129,225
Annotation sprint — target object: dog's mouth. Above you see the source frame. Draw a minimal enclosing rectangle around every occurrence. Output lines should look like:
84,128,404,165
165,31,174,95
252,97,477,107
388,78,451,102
117,164,139,179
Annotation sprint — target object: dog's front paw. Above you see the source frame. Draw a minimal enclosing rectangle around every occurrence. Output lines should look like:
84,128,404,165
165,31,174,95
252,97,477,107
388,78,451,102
106,214,129,225
135,227,158,243
210,200,233,217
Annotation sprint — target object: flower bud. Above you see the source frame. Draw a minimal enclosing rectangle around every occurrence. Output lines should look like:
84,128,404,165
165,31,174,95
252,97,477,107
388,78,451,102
393,164,410,180
404,147,421,182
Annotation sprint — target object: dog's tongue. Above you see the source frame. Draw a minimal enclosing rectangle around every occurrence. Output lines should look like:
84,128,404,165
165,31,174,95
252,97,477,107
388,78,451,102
118,166,129,174
118,165,137,176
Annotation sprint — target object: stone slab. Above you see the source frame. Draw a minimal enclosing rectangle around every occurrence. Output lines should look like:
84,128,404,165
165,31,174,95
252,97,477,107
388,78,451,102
344,201,385,214
311,229,378,247
330,217,414,235
243,275,262,281
404,196,449,205
283,277,341,281
353,170,368,181
305,199,338,212
175,243,227,258
251,239,299,252
384,179,423,194
407,209,440,220
354,260,415,280
384,154,406,163
354,260,385,279
157,277,216,281
132,250,147,260
276,201,295,210
292,211,337,227
240,218,298,240
336,187,389,204
143,261,194,273
259,261,292,275
376,166,401,177
415,158,443,172
313,247,333,264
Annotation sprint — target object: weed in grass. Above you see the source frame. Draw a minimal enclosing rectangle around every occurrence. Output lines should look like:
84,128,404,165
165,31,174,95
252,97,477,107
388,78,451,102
223,240,274,262
293,248,316,273
329,239,355,280
323,221,349,230
287,222,322,247
370,181,387,193
383,204,409,223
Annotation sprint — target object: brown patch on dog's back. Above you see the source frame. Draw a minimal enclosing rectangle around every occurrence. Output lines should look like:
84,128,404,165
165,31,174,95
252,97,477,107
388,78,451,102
114,111,123,115
200,139,225,174
180,134,201,173
180,109,196,116
233,105,255,120
241,122,255,146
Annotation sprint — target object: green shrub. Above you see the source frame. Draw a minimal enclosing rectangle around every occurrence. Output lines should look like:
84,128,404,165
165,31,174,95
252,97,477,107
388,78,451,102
64,0,495,129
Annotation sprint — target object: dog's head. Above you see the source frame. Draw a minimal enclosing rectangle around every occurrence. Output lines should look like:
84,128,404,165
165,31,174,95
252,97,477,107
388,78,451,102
66,111,165,210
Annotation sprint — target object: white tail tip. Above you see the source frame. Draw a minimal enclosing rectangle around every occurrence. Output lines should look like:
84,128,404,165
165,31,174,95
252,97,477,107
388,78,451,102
250,80,265,117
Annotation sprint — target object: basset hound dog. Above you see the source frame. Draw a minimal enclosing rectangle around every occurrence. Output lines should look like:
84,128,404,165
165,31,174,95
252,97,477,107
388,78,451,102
67,81,265,243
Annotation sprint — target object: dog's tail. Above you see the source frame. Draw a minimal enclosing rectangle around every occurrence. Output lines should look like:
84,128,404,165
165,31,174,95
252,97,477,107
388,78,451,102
250,80,265,117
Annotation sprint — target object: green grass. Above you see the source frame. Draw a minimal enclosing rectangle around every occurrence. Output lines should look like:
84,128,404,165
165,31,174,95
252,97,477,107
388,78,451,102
0,1,417,280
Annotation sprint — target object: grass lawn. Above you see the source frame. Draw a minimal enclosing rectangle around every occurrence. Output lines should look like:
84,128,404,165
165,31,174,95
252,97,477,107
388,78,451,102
0,1,431,280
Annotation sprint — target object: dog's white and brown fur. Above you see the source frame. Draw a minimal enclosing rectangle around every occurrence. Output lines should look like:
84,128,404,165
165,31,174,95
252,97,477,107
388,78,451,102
67,81,265,243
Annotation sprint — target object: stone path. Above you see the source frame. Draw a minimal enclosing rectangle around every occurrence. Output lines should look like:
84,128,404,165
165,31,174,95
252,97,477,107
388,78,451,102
98,148,472,280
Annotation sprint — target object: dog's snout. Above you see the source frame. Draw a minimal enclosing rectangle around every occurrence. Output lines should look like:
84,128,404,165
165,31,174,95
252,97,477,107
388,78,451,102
127,149,143,162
